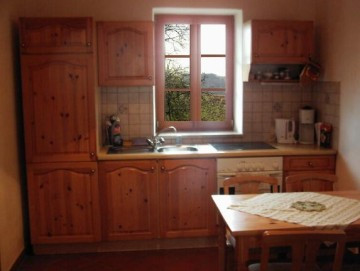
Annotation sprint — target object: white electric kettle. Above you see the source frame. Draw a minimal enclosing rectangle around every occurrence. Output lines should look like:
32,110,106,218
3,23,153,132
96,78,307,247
275,119,295,143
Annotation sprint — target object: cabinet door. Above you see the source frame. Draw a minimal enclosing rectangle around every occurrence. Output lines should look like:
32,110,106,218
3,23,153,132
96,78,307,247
285,22,313,61
252,21,287,63
27,162,100,244
20,17,93,54
252,20,313,64
97,21,154,86
99,161,158,240
159,159,217,238
21,54,96,163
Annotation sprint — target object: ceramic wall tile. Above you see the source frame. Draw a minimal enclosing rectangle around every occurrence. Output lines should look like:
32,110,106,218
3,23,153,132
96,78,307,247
99,81,340,147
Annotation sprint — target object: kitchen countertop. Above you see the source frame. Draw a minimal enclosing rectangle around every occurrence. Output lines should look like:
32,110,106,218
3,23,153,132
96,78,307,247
97,143,336,161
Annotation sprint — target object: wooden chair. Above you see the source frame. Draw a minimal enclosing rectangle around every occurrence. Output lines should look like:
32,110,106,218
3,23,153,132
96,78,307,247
223,174,279,194
285,173,337,192
223,175,280,270
248,230,346,271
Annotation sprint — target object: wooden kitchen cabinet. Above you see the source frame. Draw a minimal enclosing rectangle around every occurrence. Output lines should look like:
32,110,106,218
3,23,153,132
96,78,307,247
19,17,93,54
248,20,313,64
27,162,101,244
159,159,217,238
21,54,96,163
99,161,159,240
283,155,336,190
97,21,154,86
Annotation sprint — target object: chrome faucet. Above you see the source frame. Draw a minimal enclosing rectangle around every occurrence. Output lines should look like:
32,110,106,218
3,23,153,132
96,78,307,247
147,126,177,150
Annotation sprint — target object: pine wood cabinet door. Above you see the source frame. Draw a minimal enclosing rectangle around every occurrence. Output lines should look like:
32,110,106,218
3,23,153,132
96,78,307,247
19,17,93,54
27,162,101,244
251,20,313,64
97,21,154,86
21,54,96,163
99,161,159,240
158,159,217,238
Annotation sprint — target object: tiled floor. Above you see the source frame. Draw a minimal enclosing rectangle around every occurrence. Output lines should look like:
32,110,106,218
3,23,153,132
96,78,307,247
16,248,218,271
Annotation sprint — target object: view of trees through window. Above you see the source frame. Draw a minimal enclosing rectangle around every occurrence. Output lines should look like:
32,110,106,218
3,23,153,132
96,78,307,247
164,23,226,122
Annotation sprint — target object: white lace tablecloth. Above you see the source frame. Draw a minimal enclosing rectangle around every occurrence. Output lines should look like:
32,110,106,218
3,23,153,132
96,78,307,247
228,192,360,229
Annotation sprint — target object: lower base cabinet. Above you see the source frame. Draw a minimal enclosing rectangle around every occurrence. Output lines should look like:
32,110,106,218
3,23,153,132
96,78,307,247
99,160,159,240
159,159,217,238
27,162,101,244
283,155,336,191
99,159,217,240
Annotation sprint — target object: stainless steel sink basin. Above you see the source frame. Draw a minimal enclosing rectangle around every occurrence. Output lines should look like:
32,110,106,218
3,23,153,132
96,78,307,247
108,146,153,154
156,145,198,153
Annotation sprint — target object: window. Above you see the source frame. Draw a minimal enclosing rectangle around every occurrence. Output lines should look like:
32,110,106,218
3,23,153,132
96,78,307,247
155,15,234,131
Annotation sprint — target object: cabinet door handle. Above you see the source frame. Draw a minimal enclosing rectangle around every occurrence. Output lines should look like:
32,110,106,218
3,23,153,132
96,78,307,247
161,166,165,171
151,166,155,172
90,152,95,158
90,169,96,174
148,76,152,80
87,42,92,46
308,161,314,167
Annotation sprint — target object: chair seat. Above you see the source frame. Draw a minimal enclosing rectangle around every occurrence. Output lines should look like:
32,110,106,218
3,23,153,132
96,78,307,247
248,262,321,271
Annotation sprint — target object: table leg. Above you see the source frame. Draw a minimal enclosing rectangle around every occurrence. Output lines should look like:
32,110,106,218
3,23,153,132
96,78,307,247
235,236,250,271
218,213,226,271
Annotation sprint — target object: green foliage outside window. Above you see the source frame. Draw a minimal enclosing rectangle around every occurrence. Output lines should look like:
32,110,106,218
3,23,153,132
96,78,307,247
164,24,226,122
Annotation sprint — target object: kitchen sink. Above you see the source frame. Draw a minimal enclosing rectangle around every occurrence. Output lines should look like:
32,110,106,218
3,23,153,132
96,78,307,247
107,146,153,154
156,145,198,153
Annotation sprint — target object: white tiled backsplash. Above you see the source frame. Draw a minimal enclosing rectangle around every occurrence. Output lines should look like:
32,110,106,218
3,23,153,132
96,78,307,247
100,81,340,147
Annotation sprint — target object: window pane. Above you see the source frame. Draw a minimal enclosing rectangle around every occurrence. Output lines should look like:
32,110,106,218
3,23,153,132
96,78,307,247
165,24,190,55
201,90,226,121
201,57,226,88
201,24,226,54
165,58,190,89
165,91,190,121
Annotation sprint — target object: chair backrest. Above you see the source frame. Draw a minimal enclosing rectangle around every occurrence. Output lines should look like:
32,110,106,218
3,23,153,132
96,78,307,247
223,174,279,194
285,173,337,192
258,230,346,271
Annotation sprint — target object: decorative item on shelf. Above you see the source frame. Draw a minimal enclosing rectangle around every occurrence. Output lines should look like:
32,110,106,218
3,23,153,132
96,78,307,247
319,122,332,148
263,71,273,80
106,115,123,147
255,71,262,80
300,59,321,84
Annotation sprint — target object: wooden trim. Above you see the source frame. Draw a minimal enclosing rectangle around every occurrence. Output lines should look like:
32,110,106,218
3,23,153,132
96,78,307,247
155,14,234,132
32,237,217,255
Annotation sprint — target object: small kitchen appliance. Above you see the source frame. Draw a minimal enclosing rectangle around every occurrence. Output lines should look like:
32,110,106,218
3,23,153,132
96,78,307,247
299,108,315,144
275,119,295,144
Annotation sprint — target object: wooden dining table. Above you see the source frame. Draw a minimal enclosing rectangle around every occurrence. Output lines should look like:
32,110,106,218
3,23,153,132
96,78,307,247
212,191,360,271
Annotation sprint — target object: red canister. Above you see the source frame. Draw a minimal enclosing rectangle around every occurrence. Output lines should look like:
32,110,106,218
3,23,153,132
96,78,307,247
320,123,332,148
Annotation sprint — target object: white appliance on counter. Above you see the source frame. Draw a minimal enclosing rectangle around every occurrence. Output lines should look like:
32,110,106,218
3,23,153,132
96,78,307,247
299,108,315,144
275,119,295,144
217,157,283,194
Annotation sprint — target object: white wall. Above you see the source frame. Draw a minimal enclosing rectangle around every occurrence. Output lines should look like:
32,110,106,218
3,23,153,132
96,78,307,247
0,2,25,270
315,0,360,189
0,0,317,269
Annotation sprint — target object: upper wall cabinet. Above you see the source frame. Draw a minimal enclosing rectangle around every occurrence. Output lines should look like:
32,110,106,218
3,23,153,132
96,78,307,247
97,21,154,86
19,17,93,54
244,20,314,64
21,54,97,163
